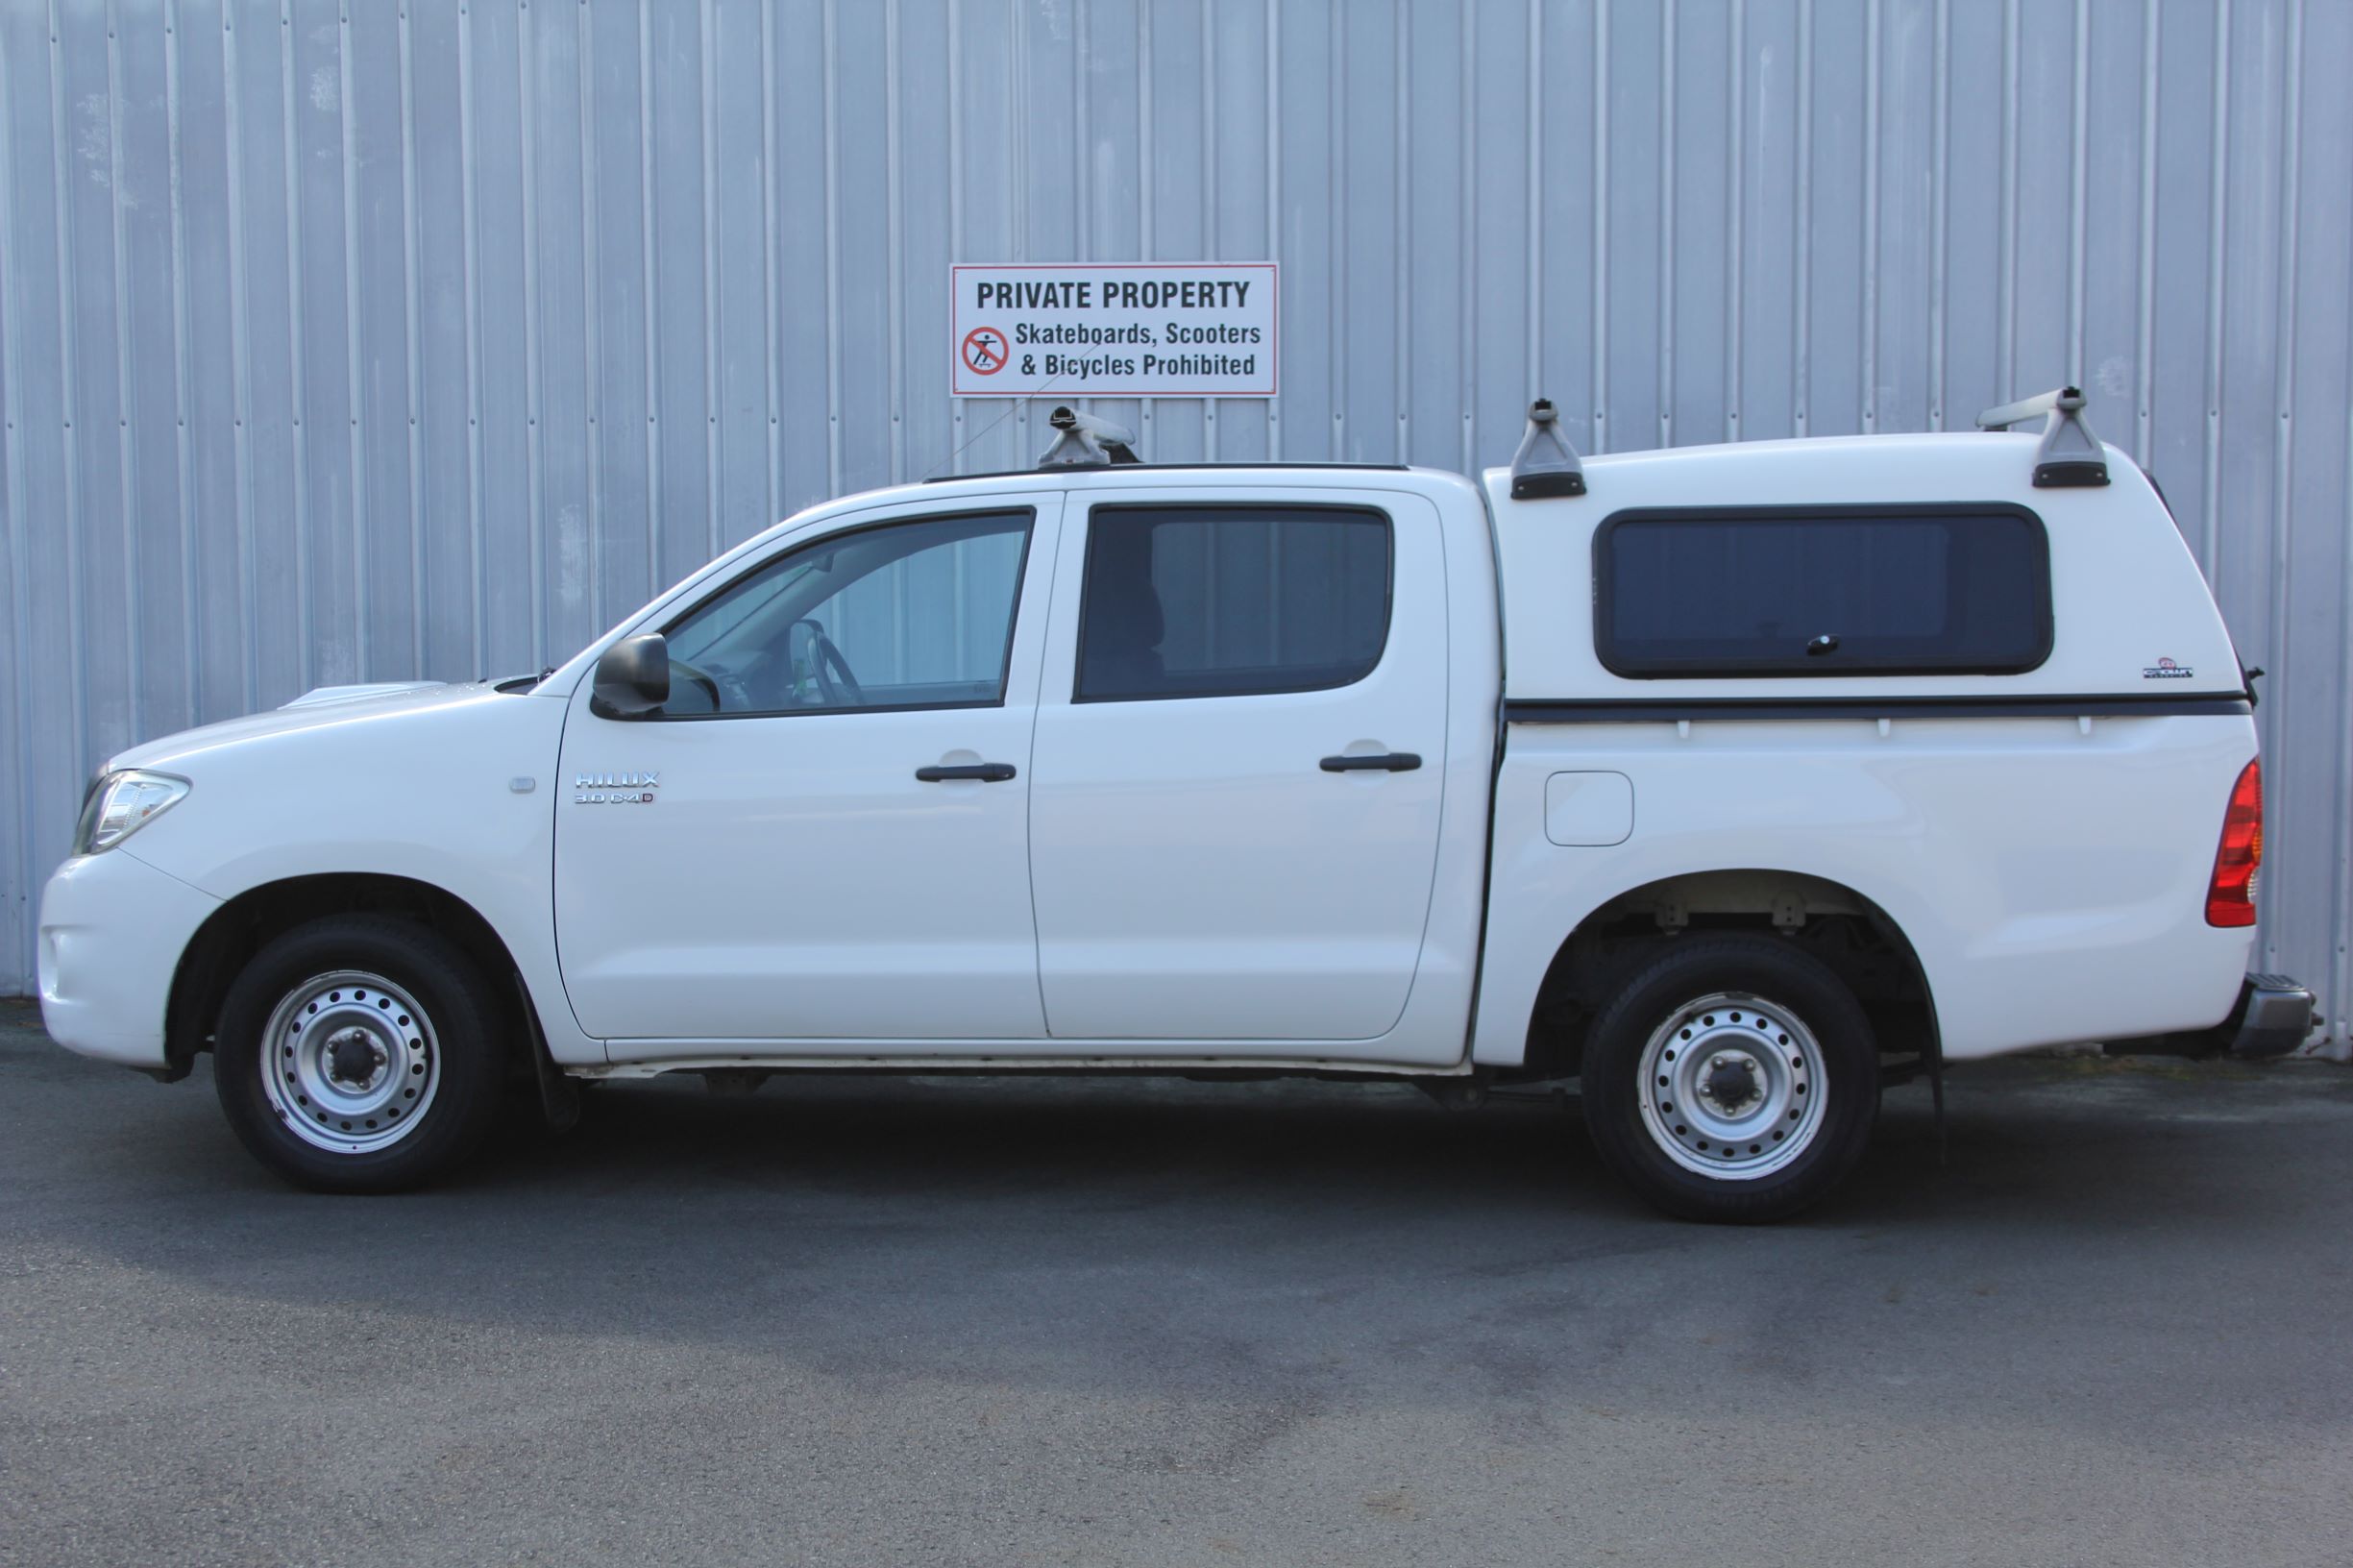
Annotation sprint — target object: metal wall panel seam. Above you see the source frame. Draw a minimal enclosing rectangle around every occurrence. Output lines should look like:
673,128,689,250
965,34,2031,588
1263,0,1278,458
821,0,840,496
634,0,657,596
459,0,486,674
2198,0,2232,584
2066,0,2089,382
337,0,367,681
1075,0,1090,311
1458,0,1475,476
1657,0,1675,449
2340,227,2353,1041
277,0,312,694
164,0,201,722
2134,0,2158,464
519,0,546,653
1010,0,1026,461
1328,0,1343,460
1524,0,1541,408
0,0,36,951
1726,0,1744,443
1137,0,1153,448
1201,0,1217,455
1592,0,1608,451
106,0,144,739
697,0,717,552
1927,0,1947,429
1392,0,1407,461
883,0,902,481
1860,0,1878,430
760,0,779,517
222,0,257,713
398,2,427,676
46,0,92,767
1996,0,2016,400
577,0,602,623
944,0,961,459
2263,0,2303,964
1794,0,1809,435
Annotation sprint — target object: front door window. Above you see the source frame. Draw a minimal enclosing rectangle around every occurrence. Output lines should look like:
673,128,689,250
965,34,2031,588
660,512,1032,716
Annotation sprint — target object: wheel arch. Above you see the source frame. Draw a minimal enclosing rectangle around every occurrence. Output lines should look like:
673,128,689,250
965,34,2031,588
164,872,534,1076
1512,868,1940,1081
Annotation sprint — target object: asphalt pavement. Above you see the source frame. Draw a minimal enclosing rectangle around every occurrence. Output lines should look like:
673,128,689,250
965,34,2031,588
3,995,2348,1567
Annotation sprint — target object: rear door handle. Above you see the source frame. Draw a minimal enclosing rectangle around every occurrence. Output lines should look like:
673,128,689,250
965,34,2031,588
1319,752,1422,773
916,762,1017,783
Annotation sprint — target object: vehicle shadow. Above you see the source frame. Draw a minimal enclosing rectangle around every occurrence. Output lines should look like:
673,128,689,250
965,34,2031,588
11,1042,2347,1414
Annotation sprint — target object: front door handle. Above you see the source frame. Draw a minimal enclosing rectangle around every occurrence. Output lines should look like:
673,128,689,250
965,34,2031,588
916,762,1017,783
1319,752,1422,773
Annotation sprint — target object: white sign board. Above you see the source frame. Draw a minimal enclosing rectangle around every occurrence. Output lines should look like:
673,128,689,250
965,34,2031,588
949,262,1277,398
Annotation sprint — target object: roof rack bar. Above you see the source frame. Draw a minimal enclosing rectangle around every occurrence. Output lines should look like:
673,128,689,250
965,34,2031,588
1975,384,2111,489
1038,405,1142,468
1508,398,1586,499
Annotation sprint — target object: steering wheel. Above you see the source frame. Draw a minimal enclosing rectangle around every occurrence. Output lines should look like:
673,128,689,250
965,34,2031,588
787,620,866,706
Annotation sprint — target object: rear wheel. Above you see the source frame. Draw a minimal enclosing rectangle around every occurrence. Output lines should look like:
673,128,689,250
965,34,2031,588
212,916,510,1192
1581,936,1878,1222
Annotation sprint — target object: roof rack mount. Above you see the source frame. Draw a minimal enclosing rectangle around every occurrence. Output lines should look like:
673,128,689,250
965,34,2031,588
1974,385,2110,489
1508,398,1586,500
1038,405,1142,468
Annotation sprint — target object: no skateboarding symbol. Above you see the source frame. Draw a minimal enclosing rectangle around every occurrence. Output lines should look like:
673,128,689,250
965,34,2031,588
962,327,1008,378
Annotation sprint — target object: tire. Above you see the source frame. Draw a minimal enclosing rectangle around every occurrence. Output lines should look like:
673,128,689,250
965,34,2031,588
1580,935,1878,1223
212,915,511,1193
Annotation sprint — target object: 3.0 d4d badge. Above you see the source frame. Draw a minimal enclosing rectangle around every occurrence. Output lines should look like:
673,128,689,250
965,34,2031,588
575,771,659,804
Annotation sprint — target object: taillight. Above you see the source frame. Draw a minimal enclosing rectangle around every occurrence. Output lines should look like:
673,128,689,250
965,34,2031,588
2205,759,2264,927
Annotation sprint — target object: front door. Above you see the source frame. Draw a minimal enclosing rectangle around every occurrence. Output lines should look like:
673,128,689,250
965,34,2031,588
554,499,1059,1044
1025,492,1451,1047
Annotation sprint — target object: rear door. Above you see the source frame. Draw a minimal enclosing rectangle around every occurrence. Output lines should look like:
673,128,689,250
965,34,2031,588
1025,489,1451,1048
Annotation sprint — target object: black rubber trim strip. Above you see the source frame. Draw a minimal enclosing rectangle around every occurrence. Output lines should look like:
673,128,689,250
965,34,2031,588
915,762,1017,782
1505,693,2254,723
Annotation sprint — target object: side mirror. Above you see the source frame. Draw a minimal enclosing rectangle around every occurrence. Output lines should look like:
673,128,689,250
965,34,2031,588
591,632,671,719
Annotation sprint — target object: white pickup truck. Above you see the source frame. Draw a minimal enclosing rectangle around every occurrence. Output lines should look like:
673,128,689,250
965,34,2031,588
37,395,2311,1220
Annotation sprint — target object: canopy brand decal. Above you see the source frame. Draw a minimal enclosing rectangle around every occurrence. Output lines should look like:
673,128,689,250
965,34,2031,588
949,262,1277,397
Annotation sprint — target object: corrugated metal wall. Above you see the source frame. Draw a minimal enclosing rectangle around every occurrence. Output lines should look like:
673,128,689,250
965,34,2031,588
2,0,2348,1053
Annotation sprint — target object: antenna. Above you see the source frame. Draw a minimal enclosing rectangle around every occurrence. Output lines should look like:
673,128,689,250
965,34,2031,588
1037,406,1142,468
1508,399,1586,499
1974,385,2111,489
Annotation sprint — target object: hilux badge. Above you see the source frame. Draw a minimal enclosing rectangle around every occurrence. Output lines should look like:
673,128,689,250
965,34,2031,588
575,771,659,804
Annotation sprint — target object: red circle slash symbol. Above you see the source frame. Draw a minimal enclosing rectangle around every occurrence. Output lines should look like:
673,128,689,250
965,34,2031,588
962,327,1008,377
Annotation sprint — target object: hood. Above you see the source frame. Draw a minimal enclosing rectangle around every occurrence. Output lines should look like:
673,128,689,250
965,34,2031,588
107,679,549,772
279,681,445,710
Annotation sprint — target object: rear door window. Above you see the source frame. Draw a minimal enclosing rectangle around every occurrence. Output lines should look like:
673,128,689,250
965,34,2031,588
1075,505,1393,701
1593,504,2052,677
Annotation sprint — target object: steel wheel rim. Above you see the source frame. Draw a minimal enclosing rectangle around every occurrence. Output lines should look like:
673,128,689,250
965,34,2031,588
1635,991,1827,1181
257,969,440,1155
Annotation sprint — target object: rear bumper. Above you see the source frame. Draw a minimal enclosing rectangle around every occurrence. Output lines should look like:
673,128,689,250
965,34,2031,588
38,849,222,1068
2108,972,2316,1061
2227,974,2316,1059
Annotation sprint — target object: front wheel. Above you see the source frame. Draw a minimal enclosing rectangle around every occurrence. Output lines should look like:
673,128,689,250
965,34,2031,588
212,916,511,1192
1581,936,1879,1223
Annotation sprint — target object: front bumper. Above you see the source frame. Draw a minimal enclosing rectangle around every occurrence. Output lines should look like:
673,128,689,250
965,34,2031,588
37,850,223,1068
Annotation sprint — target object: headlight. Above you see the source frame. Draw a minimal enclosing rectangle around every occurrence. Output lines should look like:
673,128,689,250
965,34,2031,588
72,771,191,856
